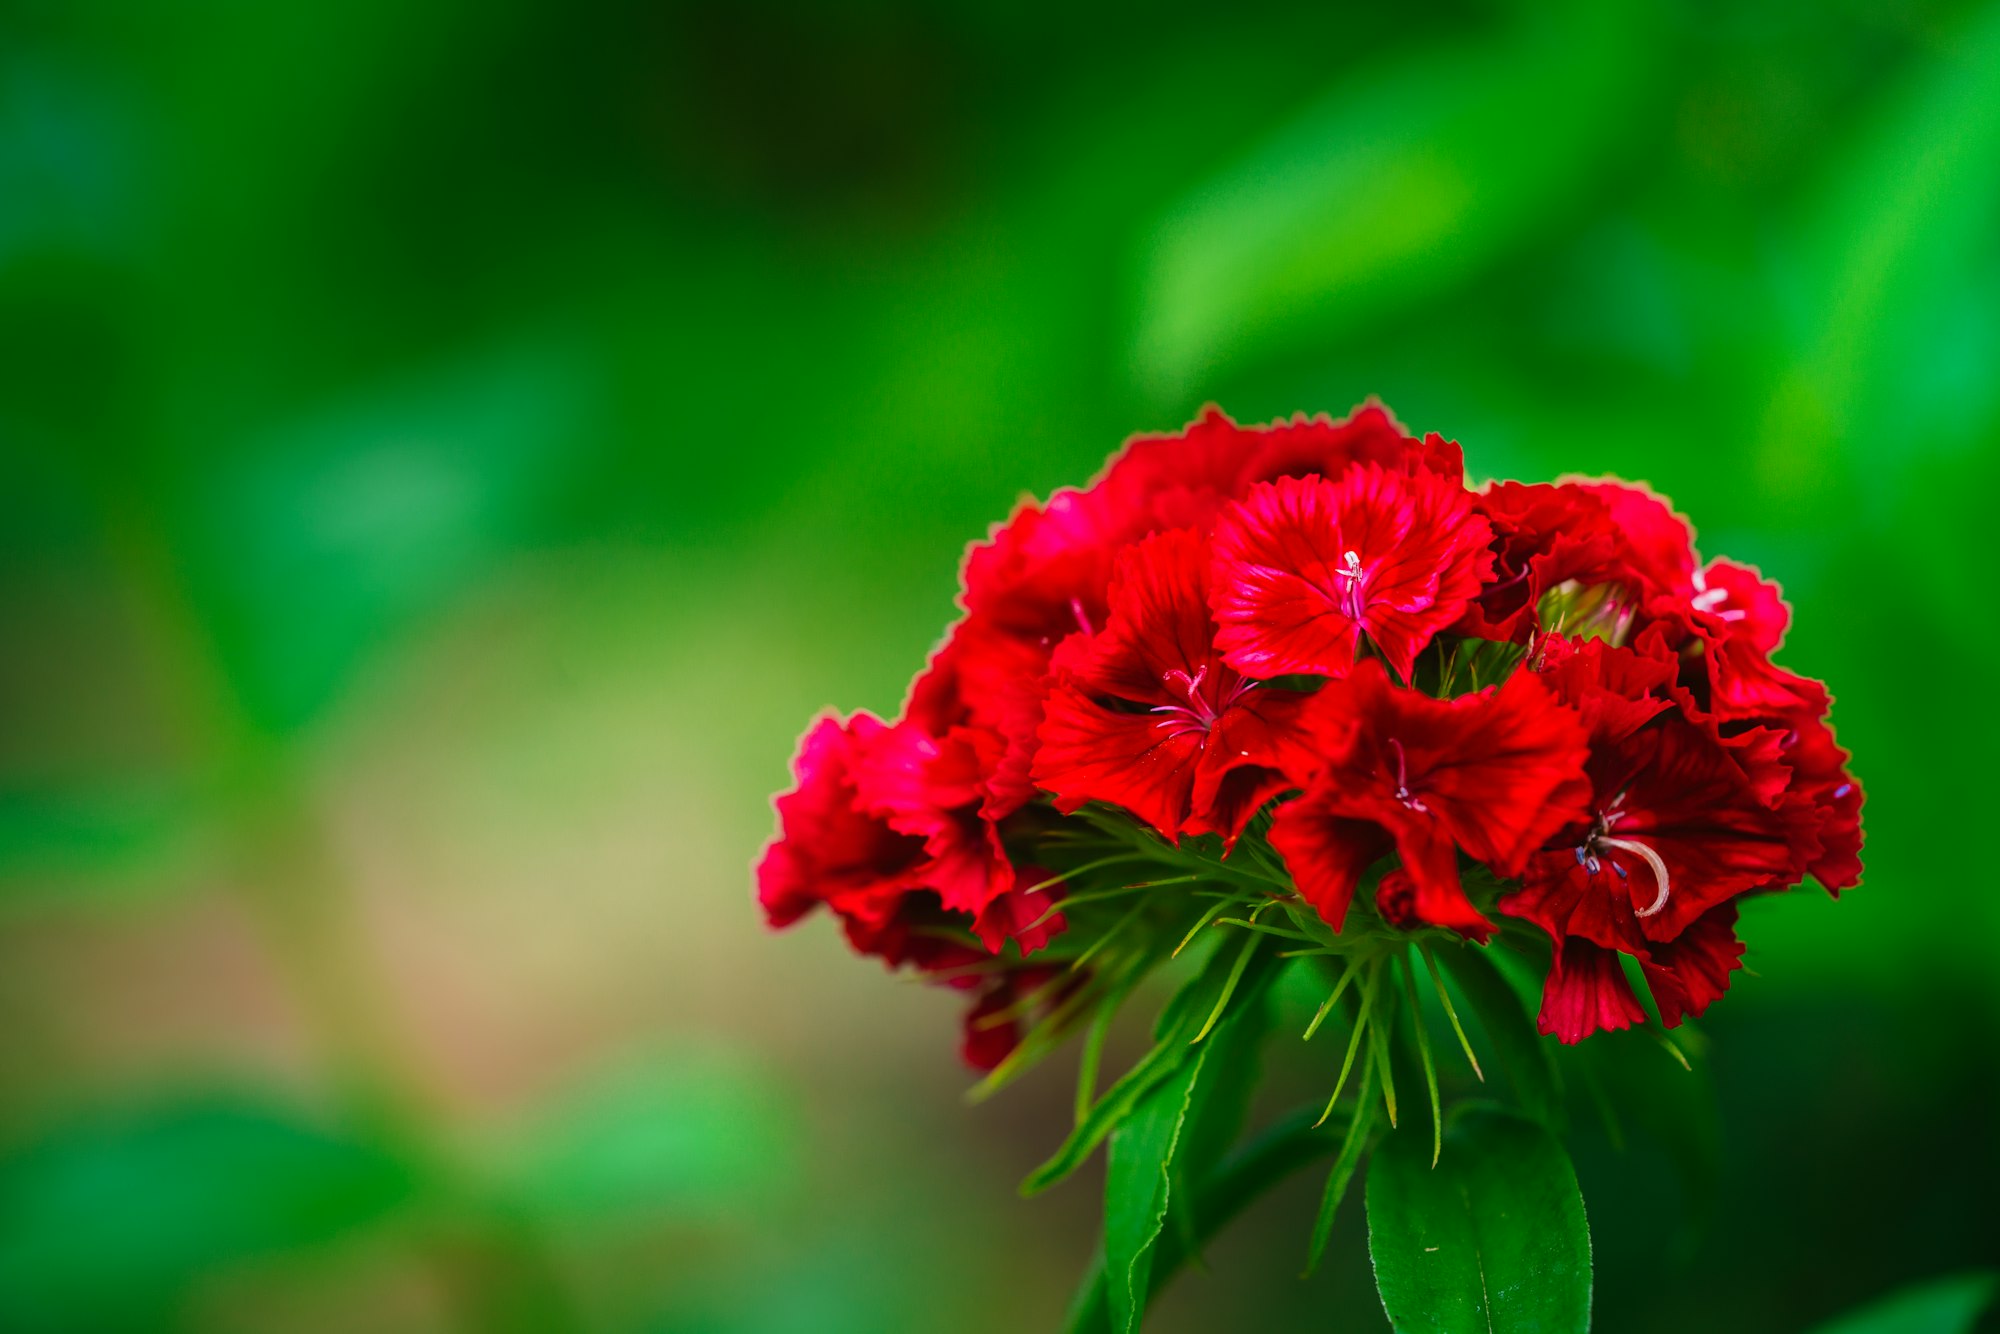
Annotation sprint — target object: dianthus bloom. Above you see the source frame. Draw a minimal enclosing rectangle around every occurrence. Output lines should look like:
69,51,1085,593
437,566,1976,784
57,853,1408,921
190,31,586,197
758,402,1862,1063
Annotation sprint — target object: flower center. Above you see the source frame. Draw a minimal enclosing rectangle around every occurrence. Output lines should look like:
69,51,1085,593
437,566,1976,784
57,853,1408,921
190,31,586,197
1332,548,1369,620
1386,736,1429,812
1572,797,1671,917
1151,665,1253,739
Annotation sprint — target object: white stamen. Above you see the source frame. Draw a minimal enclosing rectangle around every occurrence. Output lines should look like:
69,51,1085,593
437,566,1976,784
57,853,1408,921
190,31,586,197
1690,586,1729,613
1596,836,1671,917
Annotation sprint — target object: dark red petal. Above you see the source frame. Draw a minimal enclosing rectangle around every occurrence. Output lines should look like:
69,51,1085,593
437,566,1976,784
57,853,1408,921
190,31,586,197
1414,668,1593,878
1641,902,1745,1028
972,879,1066,955
1538,937,1648,1044
1381,804,1494,939
758,713,929,931
1374,868,1422,930
1780,714,1865,891
1568,478,1699,602
1234,400,1464,490
1032,682,1203,839
1065,528,1219,706
960,982,1025,1071
1186,687,1316,844
1269,791,1393,931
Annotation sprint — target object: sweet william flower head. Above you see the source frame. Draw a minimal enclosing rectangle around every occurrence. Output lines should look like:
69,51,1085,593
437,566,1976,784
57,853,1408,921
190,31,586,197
759,399,1862,1068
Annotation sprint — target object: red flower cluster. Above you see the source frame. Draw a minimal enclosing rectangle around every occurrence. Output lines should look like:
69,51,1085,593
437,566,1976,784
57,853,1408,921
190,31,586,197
757,404,1862,1057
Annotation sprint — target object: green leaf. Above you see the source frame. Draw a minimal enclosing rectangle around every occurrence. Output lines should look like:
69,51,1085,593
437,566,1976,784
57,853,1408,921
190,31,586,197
1808,1271,2000,1334
1065,1108,1342,1334
1103,1040,1210,1334
1172,991,1270,1228
1435,944,1563,1131
1366,1105,1591,1334
1305,1053,1378,1276
1023,933,1285,1196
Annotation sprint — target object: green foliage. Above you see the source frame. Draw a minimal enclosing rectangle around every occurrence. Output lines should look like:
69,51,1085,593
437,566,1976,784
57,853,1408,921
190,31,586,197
1101,1071,1191,1332
499,1048,797,1228
1558,1024,1721,1256
1435,942,1564,1131
1132,2,1668,393
1024,931,1286,1196
0,1092,416,1329
1366,1105,1592,1334
1808,1271,2000,1334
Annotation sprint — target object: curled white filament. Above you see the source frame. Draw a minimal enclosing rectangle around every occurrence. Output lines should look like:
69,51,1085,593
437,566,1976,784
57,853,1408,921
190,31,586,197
1595,836,1671,918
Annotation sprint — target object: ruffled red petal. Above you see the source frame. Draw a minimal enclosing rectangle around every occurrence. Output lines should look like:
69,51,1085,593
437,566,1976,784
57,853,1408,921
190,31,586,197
1267,660,1590,936
1268,794,1393,931
1211,466,1493,681
757,713,929,932
1459,481,1624,642
1640,901,1745,1028
1567,478,1699,603
1031,528,1313,842
1537,937,1649,1043
1034,683,1206,838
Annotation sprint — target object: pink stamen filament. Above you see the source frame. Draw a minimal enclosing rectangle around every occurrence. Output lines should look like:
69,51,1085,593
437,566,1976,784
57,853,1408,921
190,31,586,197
1151,665,1254,738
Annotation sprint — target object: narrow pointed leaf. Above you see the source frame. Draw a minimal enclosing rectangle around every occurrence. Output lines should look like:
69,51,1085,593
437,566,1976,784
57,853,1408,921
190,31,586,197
1024,933,1284,1195
1436,945,1562,1130
1304,1057,1377,1277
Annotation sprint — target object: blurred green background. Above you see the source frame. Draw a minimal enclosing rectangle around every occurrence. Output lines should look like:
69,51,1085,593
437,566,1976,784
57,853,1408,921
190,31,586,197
3,0,1998,1329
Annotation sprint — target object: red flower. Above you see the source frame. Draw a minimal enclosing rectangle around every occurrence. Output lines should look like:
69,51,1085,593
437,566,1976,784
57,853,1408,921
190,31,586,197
1033,529,1313,844
1500,640,1805,1039
956,966,1080,1071
756,713,929,943
1458,481,1624,642
1778,713,1865,892
1268,660,1591,938
1569,478,1699,604
908,401,1468,814
1210,466,1495,682
1639,559,1830,726
856,721,1024,947
759,712,1054,960
1536,937,1650,1044
1621,559,1864,895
